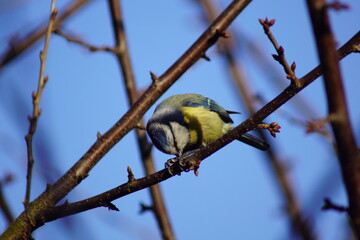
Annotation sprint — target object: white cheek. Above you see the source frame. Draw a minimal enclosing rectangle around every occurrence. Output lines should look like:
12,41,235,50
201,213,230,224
169,122,189,154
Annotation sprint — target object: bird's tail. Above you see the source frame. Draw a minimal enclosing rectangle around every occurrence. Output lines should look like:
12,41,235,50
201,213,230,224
237,133,269,151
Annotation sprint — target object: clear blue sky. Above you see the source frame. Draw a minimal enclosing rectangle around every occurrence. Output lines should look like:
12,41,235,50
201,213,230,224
0,0,359,239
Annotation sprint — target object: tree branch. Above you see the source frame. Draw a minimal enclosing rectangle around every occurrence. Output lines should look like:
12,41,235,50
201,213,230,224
259,18,300,87
306,0,360,237
53,29,115,53
107,0,175,239
24,0,57,208
0,1,253,239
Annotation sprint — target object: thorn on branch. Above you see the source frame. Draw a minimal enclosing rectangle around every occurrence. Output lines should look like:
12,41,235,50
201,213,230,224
149,71,158,82
216,29,231,38
97,131,102,139
139,202,153,214
322,198,348,212
127,166,135,182
259,122,281,137
101,201,120,211
291,62,297,72
201,53,211,61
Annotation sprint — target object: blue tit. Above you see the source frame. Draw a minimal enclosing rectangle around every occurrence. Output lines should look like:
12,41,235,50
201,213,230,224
146,93,269,157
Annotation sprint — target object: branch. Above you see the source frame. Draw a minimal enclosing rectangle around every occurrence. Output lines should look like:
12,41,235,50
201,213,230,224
306,0,360,237
53,29,115,53
24,0,57,208
23,31,360,226
107,0,175,239
0,0,253,238
0,0,90,69
43,166,179,222
322,198,348,212
259,18,300,87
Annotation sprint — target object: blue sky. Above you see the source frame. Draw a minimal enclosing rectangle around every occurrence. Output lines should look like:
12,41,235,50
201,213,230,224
0,0,359,239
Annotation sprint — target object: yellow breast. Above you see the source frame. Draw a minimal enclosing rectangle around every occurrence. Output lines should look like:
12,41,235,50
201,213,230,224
182,106,229,147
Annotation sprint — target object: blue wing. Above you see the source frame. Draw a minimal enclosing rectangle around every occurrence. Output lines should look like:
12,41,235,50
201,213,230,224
182,96,237,123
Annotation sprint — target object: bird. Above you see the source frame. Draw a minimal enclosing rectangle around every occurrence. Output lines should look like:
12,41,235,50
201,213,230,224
146,93,269,157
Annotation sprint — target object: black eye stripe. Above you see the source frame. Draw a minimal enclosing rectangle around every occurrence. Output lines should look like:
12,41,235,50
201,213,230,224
161,111,185,125
149,109,187,128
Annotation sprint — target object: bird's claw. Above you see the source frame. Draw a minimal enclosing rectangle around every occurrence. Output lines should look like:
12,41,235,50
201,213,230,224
165,158,182,176
165,150,200,175
165,158,177,168
178,157,190,172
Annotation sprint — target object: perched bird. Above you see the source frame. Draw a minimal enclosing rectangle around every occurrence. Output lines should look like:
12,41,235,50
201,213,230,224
146,93,269,157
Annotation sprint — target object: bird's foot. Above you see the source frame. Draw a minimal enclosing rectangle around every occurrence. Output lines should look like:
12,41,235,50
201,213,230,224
165,150,201,176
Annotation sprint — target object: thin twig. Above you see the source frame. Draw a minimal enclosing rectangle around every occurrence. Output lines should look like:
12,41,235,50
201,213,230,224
24,0,57,208
322,198,348,212
326,1,350,10
196,1,316,239
306,0,360,237
0,0,90,69
259,18,300,87
107,1,175,239
54,29,116,53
